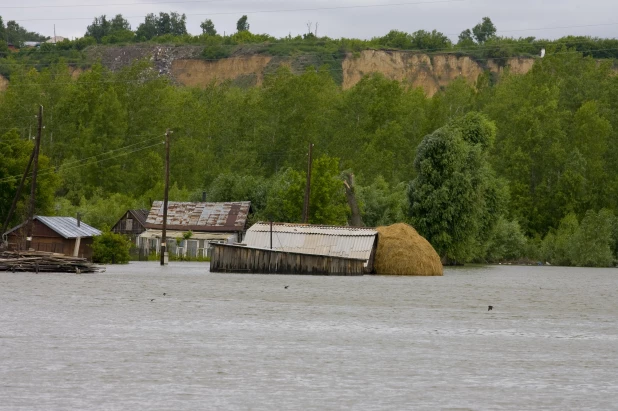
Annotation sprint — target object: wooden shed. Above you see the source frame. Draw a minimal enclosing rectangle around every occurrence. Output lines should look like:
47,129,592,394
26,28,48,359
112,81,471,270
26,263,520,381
4,216,102,261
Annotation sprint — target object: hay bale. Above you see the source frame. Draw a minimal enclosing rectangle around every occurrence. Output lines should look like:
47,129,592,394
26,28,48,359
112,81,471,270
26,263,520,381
374,223,443,276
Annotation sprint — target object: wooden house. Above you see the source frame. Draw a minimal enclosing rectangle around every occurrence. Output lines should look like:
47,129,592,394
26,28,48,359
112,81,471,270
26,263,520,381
4,216,101,260
111,209,149,242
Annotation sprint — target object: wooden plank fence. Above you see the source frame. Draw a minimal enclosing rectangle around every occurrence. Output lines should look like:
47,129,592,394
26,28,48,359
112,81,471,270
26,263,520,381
210,244,366,276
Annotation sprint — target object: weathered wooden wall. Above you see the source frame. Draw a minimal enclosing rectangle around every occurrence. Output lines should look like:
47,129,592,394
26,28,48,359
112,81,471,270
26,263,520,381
210,244,366,276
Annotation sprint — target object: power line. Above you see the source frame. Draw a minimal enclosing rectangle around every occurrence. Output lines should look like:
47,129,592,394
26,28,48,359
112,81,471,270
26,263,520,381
0,0,228,9
12,0,467,22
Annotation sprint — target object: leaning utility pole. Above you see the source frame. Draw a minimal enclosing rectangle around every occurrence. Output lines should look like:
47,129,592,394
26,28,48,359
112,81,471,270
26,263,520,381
25,105,43,251
160,129,171,266
302,142,314,224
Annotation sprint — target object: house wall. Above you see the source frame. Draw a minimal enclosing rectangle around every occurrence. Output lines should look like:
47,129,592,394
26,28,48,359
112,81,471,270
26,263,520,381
112,212,146,236
6,221,95,260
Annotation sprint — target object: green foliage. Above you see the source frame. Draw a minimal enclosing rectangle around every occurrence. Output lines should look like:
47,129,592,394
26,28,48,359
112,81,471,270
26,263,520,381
0,129,60,229
357,176,409,227
472,17,497,44
92,230,131,264
372,29,451,51
483,217,528,262
236,15,250,32
200,19,217,36
541,211,616,267
409,112,503,263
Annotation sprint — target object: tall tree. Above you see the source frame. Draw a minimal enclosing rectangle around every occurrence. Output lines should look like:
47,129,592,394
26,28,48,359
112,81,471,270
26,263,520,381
409,112,504,263
236,15,250,32
472,17,496,43
200,19,217,36
85,15,111,43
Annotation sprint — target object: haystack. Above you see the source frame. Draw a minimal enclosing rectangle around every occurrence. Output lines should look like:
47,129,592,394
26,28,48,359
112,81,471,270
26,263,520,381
374,223,443,276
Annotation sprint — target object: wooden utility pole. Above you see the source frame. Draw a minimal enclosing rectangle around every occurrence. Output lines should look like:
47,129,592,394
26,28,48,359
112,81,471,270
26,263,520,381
160,129,171,266
25,105,43,251
302,142,314,224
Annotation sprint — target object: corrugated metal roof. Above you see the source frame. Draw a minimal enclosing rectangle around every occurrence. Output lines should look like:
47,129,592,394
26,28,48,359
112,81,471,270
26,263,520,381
36,216,101,239
145,201,251,232
244,222,377,261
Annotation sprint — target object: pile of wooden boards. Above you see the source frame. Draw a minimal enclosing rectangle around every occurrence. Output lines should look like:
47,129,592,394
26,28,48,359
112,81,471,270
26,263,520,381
0,250,103,273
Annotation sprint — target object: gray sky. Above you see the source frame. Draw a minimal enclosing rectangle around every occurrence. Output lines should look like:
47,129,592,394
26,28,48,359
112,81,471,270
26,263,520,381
3,0,617,42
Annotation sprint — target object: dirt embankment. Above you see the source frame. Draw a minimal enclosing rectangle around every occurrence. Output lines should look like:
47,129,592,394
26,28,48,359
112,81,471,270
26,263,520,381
342,50,535,95
0,46,537,94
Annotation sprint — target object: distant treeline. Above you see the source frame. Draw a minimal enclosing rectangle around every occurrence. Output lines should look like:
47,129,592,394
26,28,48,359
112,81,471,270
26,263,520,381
1,14,618,81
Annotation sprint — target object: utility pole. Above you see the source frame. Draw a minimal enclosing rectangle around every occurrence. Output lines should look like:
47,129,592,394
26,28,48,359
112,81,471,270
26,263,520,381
302,142,314,224
25,105,43,251
160,129,171,265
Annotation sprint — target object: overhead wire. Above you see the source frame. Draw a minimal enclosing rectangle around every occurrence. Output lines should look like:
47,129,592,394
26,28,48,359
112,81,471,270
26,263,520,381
11,0,467,22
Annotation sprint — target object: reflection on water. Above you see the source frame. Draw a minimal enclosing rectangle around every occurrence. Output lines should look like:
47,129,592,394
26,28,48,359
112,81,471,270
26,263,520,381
1,263,617,410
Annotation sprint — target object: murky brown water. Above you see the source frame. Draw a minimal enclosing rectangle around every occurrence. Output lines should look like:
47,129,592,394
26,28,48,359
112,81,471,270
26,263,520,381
1,263,617,410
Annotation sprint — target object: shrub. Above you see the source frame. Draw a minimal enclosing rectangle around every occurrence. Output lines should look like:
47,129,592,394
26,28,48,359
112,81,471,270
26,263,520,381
92,230,132,264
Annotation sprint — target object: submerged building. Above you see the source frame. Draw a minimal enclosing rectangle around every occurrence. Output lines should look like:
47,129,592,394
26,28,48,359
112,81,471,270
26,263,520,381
138,201,252,258
210,222,378,276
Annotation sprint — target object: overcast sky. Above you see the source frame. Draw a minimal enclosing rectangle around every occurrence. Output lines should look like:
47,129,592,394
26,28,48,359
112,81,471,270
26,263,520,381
2,0,617,42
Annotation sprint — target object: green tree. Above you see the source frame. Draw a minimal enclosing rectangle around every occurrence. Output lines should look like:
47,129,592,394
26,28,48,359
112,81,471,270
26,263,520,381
472,17,497,43
357,176,408,227
85,15,111,43
0,130,60,230
409,112,503,263
236,15,250,32
200,19,217,36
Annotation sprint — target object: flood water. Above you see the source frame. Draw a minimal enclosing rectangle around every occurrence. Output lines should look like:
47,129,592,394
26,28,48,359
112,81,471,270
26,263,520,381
1,262,617,410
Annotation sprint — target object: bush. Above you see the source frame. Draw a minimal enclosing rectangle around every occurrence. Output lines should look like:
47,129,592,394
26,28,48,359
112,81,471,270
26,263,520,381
484,217,527,262
92,231,132,264
541,210,616,267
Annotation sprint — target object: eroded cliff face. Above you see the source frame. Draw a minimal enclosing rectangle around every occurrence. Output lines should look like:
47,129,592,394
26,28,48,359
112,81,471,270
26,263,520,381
0,75,8,92
169,50,535,95
342,50,535,95
0,46,537,95
172,55,276,88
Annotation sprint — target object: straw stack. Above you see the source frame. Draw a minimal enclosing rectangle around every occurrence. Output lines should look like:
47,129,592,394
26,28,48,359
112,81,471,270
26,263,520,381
374,223,443,276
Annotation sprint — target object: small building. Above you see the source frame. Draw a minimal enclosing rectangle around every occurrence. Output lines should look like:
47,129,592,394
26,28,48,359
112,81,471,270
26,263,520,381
210,222,379,275
138,201,252,258
4,216,101,260
111,209,149,242
46,36,66,44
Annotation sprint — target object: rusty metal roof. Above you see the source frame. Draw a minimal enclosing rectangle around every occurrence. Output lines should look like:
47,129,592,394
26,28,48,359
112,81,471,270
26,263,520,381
244,222,377,262
144,201,251,232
